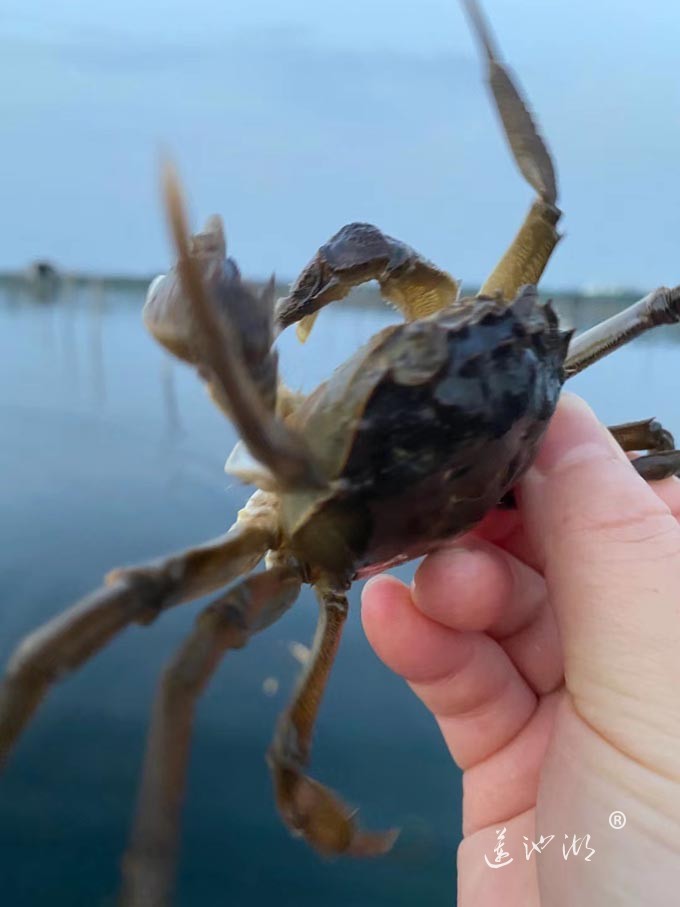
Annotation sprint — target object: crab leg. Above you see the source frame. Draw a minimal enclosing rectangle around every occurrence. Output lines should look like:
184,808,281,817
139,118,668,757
609,418,675,453
564,285,680,377
561,285,680,481
630,451,680,482
500,417,678,511
120,566,302,907
607,418,680,481
461,0,562,301
267,584,398,857
0,494,278,764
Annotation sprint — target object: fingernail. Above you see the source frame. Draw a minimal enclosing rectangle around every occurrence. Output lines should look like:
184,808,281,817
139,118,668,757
362,574,400,595
531,394,625,477
362,575,382,595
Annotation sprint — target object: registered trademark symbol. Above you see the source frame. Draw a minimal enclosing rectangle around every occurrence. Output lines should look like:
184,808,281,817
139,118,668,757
609,811,627,829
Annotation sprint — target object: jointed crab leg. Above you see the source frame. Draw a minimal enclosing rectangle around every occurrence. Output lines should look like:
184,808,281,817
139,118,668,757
120,566,302,907
0,496,278,764
268,584,398,857
564,284,680,377
499,414,680,512
562,290,680,482
630,451,680,482
462,0,562,301
609,417,680,481
609,418,675,453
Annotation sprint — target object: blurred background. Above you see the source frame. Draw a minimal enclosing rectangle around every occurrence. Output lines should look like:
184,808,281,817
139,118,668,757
1,1,680,904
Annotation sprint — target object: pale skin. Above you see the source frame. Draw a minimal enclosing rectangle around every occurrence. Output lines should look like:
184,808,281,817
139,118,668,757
362,393,680,906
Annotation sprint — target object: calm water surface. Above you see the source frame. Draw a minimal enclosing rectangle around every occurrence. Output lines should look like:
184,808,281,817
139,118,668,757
1,283,679,905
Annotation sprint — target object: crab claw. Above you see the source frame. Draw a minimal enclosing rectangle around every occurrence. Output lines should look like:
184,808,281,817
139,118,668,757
143,202,281,413
143,215,237,364
276,222,460,342
270,763,399,858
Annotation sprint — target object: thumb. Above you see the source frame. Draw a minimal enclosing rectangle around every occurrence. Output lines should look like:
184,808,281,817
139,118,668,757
521,393,680,777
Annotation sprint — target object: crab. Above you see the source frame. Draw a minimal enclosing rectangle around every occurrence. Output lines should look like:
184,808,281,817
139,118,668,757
2,1,680,904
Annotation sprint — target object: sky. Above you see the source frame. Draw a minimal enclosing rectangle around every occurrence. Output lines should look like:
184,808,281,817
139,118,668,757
2,0,679,289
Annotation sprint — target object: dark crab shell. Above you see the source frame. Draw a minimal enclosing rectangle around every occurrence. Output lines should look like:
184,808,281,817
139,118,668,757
282,286,572,580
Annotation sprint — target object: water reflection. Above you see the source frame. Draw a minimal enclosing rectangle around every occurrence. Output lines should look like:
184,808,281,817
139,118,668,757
0,279,679,906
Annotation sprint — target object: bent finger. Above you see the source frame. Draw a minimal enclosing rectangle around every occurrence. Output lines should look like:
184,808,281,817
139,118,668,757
361,575,536,769
412,541,562,694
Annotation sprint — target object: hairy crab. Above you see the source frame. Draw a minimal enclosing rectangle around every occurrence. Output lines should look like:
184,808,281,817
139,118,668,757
2,1,680,904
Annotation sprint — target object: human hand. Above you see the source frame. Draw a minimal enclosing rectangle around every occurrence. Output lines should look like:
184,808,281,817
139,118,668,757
361,394,680,906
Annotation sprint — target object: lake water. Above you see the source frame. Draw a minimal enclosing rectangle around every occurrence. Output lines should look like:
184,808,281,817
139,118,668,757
1,281,679,905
